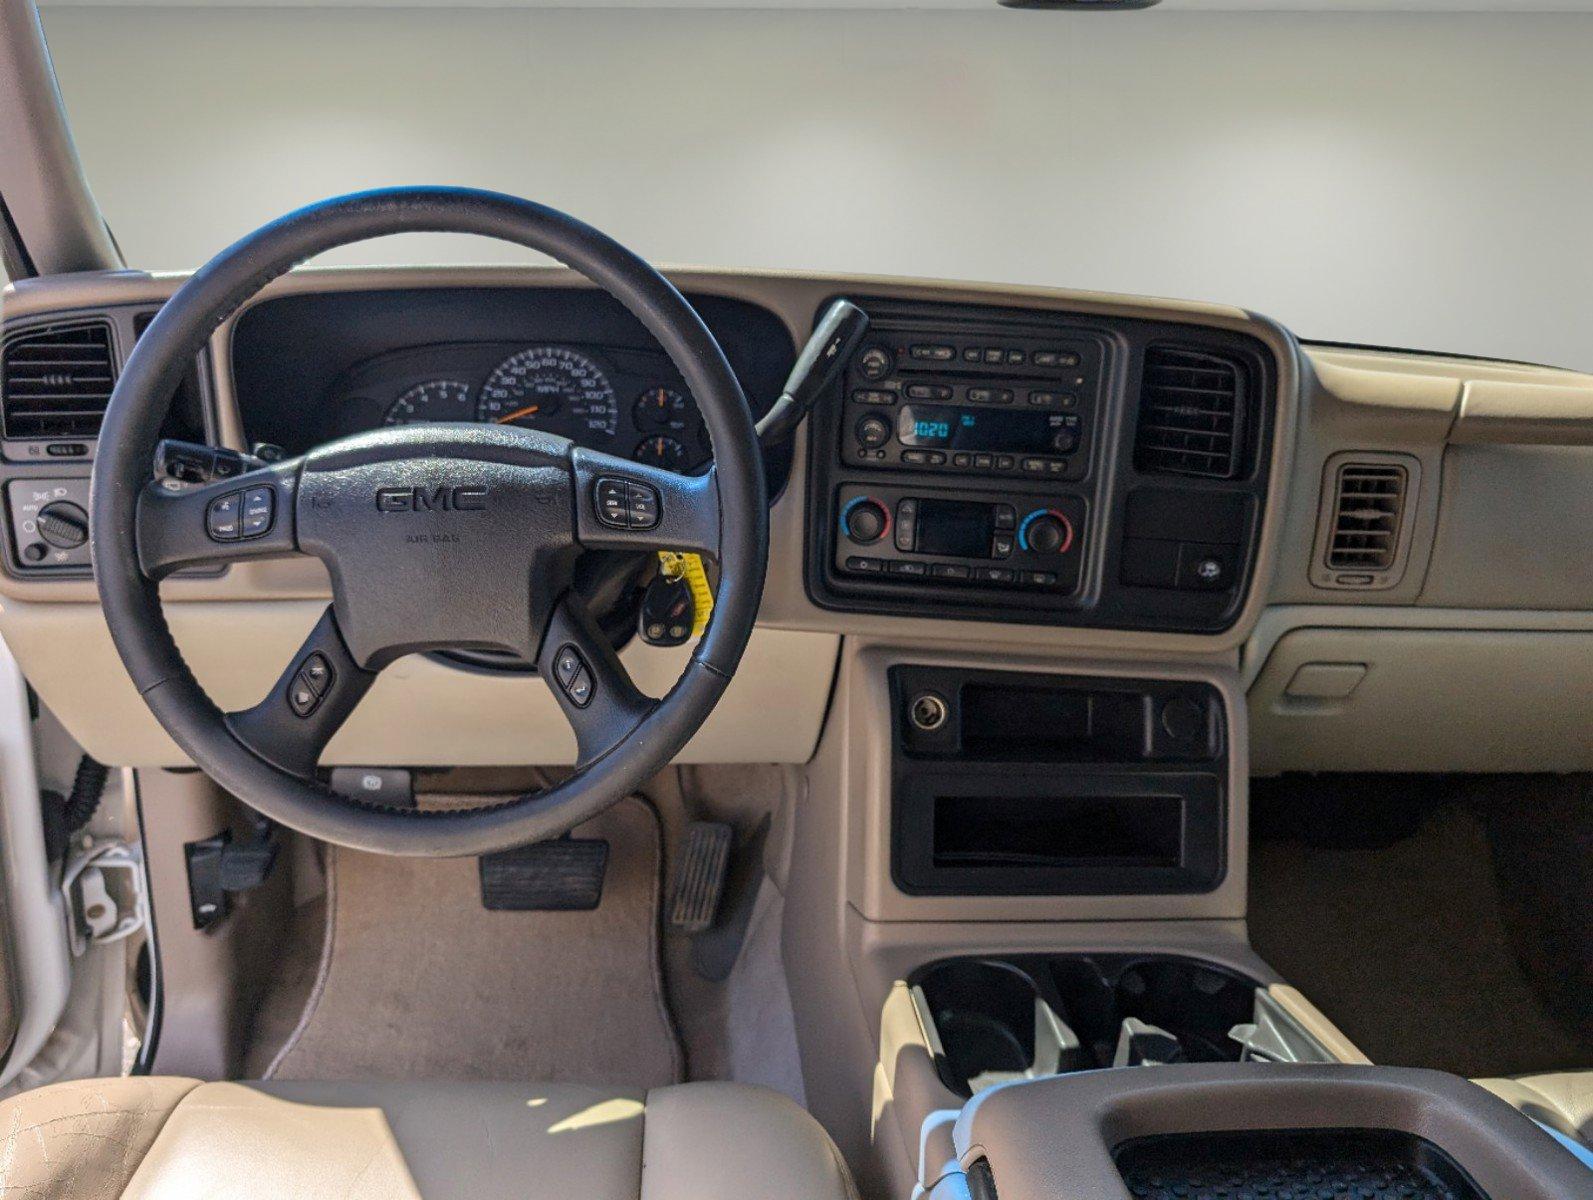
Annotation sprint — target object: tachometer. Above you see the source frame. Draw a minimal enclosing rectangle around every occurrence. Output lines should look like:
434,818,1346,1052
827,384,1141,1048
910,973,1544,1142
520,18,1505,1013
384,380,474,425
477,346,619,440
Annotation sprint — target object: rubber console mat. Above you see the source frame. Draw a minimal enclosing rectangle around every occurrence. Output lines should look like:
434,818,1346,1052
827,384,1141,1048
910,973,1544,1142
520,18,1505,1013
265,794,682,1086
1116,1130,1488,1200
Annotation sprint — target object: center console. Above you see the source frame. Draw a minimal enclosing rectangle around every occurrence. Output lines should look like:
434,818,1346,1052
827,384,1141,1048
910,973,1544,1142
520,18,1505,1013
922,1064,1588,1200
806,299,1278,632
890,667,1227,896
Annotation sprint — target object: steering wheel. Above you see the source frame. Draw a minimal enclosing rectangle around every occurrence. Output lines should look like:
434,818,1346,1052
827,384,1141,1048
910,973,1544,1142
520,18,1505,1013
90,188,768,856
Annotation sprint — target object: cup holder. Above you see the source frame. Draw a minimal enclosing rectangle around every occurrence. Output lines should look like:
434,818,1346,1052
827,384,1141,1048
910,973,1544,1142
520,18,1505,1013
910,954,1295,1097
911,959,1079,1096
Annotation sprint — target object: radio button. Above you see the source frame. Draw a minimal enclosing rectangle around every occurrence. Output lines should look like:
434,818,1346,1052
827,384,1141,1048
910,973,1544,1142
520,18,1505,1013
1033,350,1081,368
853,389,895,405
906,384,951,400
961,347,981,363
855,414,892,449
1021,457,1048,474
983,348,1005,364
909,344,954,362
858,346,894,380
995,455,1016,471
1006,349,1027,365
973,453,993,469
952,453,971,468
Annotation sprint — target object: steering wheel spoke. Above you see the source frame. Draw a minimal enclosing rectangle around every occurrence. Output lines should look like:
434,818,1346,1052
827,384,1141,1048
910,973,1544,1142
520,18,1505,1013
570,447,720,558
135,461,302,579
536,592,657,768
225,606,377,779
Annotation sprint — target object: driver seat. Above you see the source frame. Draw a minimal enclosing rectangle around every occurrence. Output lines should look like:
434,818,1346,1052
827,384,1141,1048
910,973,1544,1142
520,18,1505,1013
0,1076,859,1199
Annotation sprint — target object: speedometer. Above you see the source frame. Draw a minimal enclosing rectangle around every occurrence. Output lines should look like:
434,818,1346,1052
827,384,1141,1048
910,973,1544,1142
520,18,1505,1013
477,346,619,441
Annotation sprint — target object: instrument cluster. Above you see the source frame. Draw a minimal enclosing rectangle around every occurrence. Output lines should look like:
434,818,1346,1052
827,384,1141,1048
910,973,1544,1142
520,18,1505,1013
328,342,712,472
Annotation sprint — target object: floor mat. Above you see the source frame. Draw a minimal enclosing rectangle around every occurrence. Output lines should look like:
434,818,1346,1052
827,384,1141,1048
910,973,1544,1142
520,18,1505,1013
265,795,683,1086
1249,775,1593,1080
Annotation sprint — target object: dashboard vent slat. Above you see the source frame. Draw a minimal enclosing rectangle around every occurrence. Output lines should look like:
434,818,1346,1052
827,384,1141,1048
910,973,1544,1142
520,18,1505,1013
1133,345,1245,479
1,321,116,440
1325,463,1407,571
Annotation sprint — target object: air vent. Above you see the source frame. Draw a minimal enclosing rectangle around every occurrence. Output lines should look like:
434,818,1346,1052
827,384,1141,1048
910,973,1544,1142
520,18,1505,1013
1134,345,1246,480
1325,462,1407,572
1,320,116,441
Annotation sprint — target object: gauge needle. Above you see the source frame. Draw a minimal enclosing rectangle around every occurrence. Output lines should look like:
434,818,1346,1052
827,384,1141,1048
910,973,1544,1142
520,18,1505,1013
495,405,541,424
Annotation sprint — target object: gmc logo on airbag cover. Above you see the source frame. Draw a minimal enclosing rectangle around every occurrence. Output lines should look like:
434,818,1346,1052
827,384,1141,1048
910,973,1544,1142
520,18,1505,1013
375,485,489,513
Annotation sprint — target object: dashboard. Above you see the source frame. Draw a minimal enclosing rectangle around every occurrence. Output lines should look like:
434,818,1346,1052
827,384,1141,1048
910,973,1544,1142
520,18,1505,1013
3,265,1592,779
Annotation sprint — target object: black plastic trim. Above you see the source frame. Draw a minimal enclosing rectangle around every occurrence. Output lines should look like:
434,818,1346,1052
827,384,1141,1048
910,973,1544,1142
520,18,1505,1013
805,297,1278,634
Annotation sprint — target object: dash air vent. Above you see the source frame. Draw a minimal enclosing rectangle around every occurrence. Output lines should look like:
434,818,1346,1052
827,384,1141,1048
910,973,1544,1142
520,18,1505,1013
1133,345,1246,480
1311,452,1421,590
1325,463,1407,571
1,320,116,441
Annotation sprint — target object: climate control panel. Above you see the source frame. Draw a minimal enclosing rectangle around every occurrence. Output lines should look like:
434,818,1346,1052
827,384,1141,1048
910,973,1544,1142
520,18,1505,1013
834,483,1085,593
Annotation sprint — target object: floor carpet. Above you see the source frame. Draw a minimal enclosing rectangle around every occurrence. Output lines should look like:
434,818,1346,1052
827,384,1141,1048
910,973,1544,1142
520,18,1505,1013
265,795,683,1087
1249,774,1592,1080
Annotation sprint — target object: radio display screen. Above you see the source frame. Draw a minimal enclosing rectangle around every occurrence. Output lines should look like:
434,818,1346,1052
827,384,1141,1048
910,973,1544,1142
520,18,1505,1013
915,499,996,558
896,404,1059,453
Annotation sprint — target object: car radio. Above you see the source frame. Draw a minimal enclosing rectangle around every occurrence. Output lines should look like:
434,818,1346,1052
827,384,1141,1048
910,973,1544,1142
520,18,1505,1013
833,482,1085,592
840,326,1103,481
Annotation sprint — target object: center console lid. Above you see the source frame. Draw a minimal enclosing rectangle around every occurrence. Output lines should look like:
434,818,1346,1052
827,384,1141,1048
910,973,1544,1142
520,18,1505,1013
929,1064,1587,1200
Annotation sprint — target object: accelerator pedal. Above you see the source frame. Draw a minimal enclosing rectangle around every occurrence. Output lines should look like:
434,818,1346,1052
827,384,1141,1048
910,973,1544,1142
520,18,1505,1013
668,821,733,933
479,837,609,912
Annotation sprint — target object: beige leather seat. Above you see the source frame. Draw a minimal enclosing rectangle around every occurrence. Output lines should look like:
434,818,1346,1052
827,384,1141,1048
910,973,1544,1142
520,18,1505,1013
0,1076,859,1199
1476,1071,1593,1147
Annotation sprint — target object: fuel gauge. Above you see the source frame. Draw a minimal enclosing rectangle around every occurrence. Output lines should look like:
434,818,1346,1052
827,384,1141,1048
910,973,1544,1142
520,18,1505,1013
632,435,688,471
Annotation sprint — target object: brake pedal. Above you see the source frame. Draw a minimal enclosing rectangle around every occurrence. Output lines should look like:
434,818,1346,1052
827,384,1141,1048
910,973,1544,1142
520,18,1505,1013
668,822,733,932
479,838,609,911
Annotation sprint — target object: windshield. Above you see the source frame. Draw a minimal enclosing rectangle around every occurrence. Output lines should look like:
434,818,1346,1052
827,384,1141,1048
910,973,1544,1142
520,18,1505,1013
39,4,1593,371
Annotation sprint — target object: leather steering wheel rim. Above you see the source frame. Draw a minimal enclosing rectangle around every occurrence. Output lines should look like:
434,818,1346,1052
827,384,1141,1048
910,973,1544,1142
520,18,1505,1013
90,187,767,856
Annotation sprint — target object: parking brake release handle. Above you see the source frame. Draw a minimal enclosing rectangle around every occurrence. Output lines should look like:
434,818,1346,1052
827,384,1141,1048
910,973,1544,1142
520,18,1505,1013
755,299,869,447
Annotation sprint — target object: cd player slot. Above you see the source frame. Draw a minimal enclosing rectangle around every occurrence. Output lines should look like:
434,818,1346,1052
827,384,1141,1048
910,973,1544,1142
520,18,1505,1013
841,323,1103,483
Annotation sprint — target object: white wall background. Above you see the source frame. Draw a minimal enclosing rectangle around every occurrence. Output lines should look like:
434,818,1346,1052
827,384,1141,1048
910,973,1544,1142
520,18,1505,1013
35,6,1593,369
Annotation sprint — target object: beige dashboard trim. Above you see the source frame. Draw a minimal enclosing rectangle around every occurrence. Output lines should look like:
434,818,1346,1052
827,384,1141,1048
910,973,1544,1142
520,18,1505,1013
1452,378,1593,445
0,598,837,768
